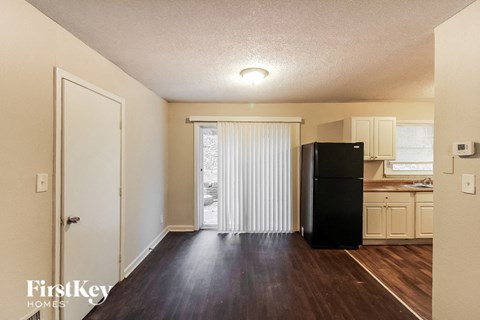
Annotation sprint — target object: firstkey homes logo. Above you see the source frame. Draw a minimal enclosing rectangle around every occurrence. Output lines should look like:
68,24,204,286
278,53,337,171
26,280,113,308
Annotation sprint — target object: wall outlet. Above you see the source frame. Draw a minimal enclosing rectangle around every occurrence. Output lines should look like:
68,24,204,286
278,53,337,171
36,174,48,192
160,215,164,224
462,174,476,194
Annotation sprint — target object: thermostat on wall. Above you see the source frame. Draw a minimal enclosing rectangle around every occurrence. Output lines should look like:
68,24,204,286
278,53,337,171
453,141,475,156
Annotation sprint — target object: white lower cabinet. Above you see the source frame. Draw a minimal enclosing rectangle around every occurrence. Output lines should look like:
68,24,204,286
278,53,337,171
363,192,414,240
364,203,386,239
386,203,413,239
415,193,434,238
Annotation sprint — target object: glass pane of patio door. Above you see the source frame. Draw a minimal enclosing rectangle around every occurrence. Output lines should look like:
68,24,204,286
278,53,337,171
201,126,218,228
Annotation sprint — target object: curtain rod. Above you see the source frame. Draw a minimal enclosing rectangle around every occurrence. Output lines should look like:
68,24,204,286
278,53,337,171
188,116,302,123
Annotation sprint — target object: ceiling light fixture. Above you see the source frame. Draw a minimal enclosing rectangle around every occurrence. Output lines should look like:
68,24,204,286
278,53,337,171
240,68,269,85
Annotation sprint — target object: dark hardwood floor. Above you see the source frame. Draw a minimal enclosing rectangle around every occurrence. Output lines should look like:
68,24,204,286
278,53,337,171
85,231,417,320
348,245,432,320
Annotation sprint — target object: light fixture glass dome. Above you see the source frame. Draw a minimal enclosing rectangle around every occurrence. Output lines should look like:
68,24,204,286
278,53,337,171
240,68,269,85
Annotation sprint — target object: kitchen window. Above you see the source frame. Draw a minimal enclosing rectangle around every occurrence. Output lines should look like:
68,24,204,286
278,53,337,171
384,121,434,176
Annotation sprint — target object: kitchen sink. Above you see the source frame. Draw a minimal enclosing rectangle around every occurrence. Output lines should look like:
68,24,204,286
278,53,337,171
402,183,433,188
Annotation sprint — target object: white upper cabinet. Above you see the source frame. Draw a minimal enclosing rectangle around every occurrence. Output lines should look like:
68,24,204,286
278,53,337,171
345,117,396,160
373,117,396,160
352,117,374,159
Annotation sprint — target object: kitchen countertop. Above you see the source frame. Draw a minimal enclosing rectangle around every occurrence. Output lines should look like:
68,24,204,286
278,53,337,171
364,180,433,192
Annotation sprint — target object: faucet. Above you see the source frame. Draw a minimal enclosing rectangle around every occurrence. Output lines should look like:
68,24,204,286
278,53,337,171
422,177,433,185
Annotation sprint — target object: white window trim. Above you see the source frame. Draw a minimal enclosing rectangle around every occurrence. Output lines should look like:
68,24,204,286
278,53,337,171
384,120,434,177
384,162,433,177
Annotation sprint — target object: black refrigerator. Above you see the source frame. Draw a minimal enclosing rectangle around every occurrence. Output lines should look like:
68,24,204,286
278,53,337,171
300,142,364,249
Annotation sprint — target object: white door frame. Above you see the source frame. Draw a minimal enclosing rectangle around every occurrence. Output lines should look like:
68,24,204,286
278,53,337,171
53,68,125,320
193,122,217,230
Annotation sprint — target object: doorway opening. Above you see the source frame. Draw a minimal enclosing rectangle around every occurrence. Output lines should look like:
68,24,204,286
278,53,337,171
197,125,218,229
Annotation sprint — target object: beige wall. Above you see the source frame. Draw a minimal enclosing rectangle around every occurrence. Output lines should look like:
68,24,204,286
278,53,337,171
0,1,168,319
434,2,480,319
168,102,433,226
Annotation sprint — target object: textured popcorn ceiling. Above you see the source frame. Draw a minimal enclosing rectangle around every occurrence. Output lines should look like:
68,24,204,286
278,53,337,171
27,0,475,103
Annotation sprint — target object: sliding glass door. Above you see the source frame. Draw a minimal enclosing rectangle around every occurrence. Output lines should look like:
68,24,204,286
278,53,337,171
217,122,294,233
194,119,300,233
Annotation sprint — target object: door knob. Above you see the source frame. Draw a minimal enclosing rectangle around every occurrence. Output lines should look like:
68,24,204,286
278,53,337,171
67,216,81,224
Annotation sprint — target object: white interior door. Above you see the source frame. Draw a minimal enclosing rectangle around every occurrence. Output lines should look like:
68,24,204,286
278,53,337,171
62,79,122,319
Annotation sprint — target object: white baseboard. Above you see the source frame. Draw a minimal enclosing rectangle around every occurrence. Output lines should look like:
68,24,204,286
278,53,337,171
123,226,169,278
168,225,195,232
122,225,196,277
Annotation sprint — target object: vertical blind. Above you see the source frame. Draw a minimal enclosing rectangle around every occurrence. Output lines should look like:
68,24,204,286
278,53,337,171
217,122,293,233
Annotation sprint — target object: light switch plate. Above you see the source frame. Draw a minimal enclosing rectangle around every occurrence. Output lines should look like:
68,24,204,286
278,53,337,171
462,174,475,194
36,173,48,193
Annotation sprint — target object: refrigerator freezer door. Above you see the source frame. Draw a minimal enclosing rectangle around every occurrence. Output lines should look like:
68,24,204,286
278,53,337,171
314,143,364,178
